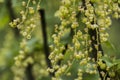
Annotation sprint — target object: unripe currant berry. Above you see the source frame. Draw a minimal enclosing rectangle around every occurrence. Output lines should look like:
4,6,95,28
22,1,26,6
108,71,115,77
29,7,35,14
32,0,36,4
100,63,106,70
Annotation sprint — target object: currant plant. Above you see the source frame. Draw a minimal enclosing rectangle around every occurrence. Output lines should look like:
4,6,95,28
9,0,120,80
48,0,120,80
9,0,44,80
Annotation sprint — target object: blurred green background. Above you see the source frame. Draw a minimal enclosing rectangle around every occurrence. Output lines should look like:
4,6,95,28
0,0,120,80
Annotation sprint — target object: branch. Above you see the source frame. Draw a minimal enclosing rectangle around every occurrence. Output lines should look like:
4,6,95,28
81,0,109,79
38,9,54,76
88,28,103,61
5,0,19,37
26,64,35,80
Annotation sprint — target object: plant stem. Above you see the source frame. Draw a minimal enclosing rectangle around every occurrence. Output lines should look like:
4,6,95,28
39,9,54,76
81,0,109,79
26,64,35,80
6,0,19,37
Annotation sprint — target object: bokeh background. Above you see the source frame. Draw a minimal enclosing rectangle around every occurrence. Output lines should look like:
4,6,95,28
0,0,120,80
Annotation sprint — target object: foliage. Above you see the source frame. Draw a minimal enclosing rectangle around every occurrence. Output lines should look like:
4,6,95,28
0,0,120,80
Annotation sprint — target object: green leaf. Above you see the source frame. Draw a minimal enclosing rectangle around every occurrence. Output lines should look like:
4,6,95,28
112,59,120,70
83,73,99,80
26,38,43,54
101,56,113,68
0,5,10,29
104,41,116,52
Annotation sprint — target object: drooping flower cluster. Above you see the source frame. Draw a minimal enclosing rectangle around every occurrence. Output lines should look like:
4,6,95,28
9,0,120,80
49,0,120,80
9,0,41,39
9,0,42,80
